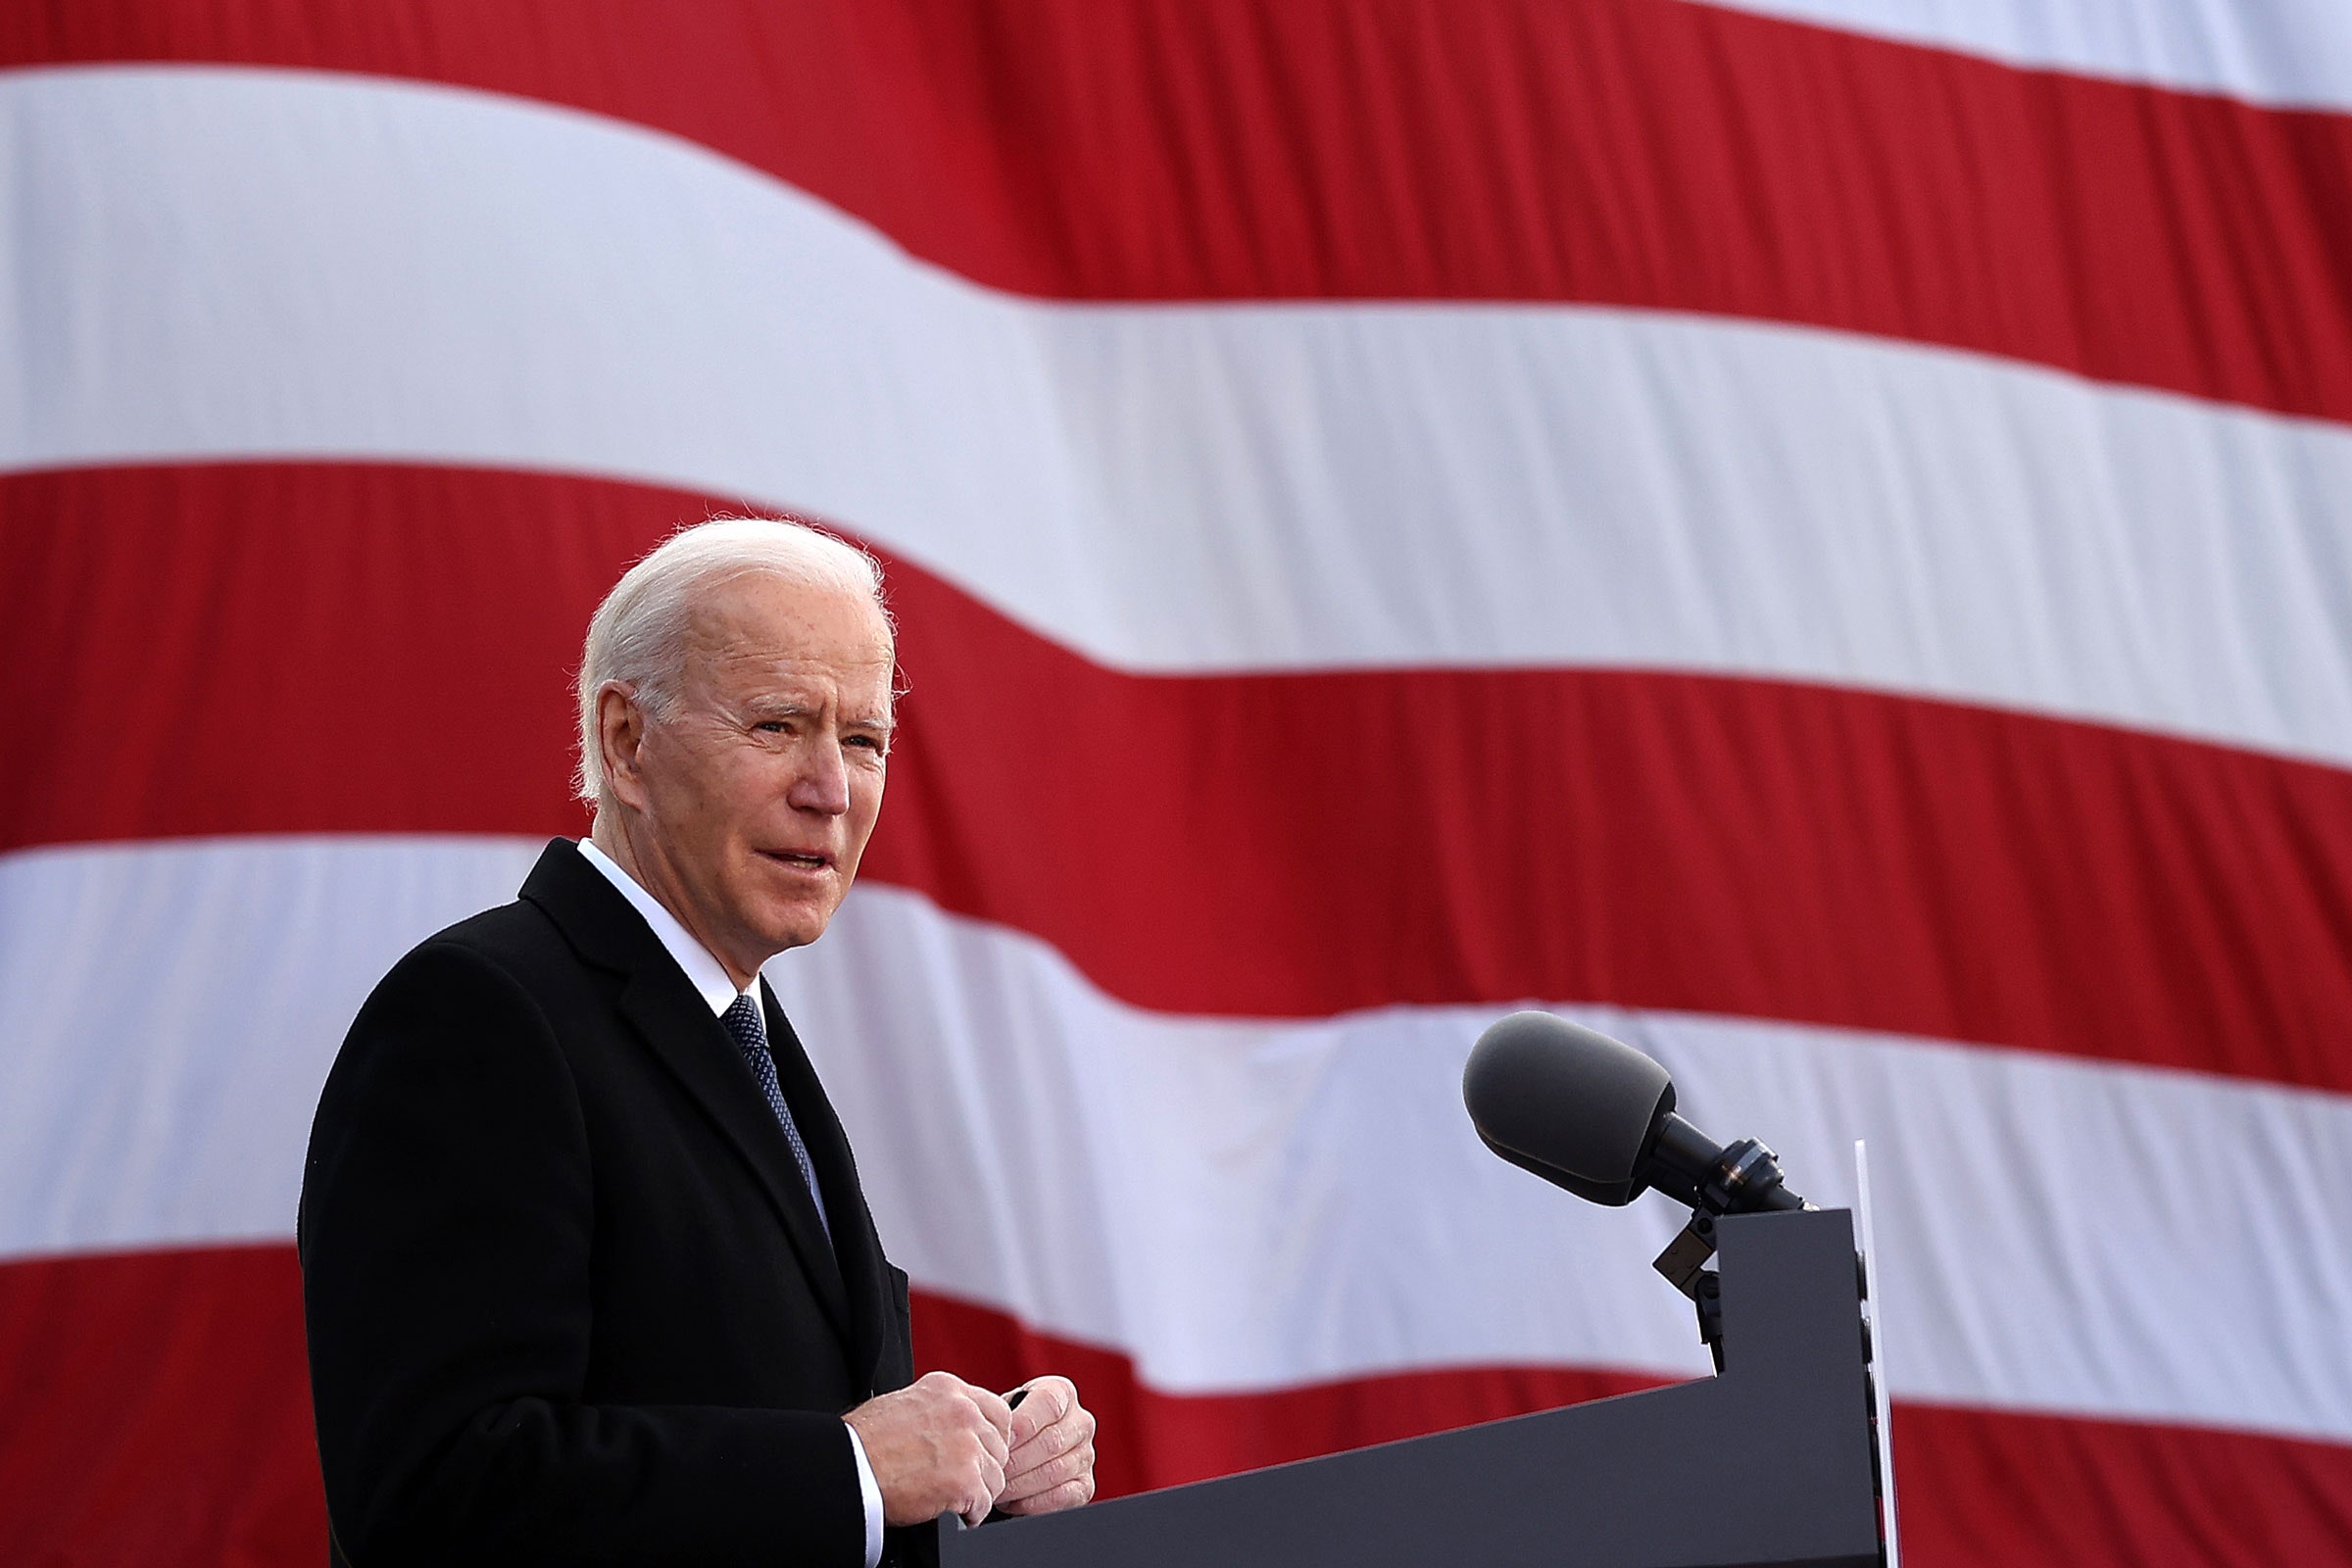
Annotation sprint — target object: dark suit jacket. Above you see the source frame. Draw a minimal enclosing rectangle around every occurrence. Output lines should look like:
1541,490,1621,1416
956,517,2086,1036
299,838,934,1567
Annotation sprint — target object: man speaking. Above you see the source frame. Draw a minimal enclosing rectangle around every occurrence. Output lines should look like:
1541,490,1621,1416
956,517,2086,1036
299,518,1096,1566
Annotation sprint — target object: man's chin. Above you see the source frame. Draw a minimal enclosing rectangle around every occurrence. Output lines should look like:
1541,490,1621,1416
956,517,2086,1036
751,895,844,956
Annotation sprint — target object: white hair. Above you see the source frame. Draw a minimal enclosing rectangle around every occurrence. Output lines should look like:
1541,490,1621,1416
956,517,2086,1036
574,516,891,805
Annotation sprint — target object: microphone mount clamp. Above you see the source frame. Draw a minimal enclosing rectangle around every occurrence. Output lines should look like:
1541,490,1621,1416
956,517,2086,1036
1649,1136,1809,1370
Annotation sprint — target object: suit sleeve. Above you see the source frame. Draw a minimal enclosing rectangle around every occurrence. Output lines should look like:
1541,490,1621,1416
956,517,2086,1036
300,940,865,1567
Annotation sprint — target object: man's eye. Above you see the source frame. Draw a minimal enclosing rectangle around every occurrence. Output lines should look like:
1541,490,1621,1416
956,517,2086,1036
846,734,886,753
754,720,788,734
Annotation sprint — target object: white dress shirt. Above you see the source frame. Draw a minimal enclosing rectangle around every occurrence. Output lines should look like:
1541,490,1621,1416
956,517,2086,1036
579,839,887,1568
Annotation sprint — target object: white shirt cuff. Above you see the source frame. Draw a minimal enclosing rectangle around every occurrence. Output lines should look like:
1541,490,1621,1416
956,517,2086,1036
845,1421,885,1568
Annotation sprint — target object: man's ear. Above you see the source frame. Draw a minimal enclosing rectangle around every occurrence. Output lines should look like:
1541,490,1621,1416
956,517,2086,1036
596,683,653,811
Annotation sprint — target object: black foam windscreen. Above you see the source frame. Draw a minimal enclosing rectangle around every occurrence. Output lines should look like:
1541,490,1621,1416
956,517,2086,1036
1461,1011,1676,1206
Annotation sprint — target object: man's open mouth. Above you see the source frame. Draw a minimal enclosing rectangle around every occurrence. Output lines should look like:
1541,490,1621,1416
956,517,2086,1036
766,851,830,870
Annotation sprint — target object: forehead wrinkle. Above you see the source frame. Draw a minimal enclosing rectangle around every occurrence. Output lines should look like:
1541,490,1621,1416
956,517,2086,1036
736,687,894,720
720,661,897,722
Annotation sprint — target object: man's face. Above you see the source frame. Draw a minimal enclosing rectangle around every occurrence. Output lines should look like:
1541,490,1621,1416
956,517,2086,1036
613,571,895,982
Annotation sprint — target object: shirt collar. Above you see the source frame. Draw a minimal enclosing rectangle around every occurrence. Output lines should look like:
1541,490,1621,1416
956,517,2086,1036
576,838,751,1018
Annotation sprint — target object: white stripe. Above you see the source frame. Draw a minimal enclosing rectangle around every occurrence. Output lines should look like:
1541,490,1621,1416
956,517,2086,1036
8,69,2352,768
1712,0,2352,111
4,835,2347,1444
0,835,544,1254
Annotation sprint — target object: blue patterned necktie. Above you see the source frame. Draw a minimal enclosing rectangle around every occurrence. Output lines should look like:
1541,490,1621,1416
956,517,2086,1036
720,992,831,1243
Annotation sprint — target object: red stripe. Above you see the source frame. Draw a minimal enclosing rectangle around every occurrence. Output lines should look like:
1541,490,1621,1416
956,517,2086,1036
10,460,2352,1094
4,1247,2346,1566
0,1247,325,1567
1886,1402,2352,1568
7,1,2352,426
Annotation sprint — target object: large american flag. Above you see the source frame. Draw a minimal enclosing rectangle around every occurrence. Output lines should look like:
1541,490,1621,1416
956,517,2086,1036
5,3,2350,1563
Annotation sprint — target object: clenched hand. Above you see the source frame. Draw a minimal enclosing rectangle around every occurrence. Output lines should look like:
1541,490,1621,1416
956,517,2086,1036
845,1372,1014,1528
994,1376,1097,1516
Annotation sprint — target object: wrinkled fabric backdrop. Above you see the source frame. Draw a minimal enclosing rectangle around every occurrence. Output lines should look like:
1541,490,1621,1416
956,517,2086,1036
5,2,2352,1563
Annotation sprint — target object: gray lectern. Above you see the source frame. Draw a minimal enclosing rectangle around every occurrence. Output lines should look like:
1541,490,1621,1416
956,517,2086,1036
945,1205,1891,1568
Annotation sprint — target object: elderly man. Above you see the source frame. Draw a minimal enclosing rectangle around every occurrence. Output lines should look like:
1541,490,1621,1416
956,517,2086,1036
300,518,1095,1567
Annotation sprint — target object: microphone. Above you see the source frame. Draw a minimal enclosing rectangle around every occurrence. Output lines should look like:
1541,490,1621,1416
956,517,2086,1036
1462,1011,1806,1215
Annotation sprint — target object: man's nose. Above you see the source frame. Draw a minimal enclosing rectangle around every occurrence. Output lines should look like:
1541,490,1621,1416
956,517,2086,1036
786,739,852,814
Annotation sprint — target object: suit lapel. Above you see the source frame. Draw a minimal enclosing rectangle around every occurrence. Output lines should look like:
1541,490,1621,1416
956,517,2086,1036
761,985,893,1392
617,977,854,1338
521,841,855,1348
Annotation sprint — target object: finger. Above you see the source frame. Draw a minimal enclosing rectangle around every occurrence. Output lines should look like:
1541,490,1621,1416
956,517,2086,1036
1001,1470,1096,1517
1005,1377,1068,1447
956,1449,997,1532
1001,1439,1095,1502
1005,1403,1096,1481
956,1451,1004,1530
979,1449,1006,1503
951,1383,1011,1465
1004,1386,1040,1447
966,1383,1016,1442
974,1412,1009,1469
1005,1381,1081,1459
1004,1416,1077,1481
